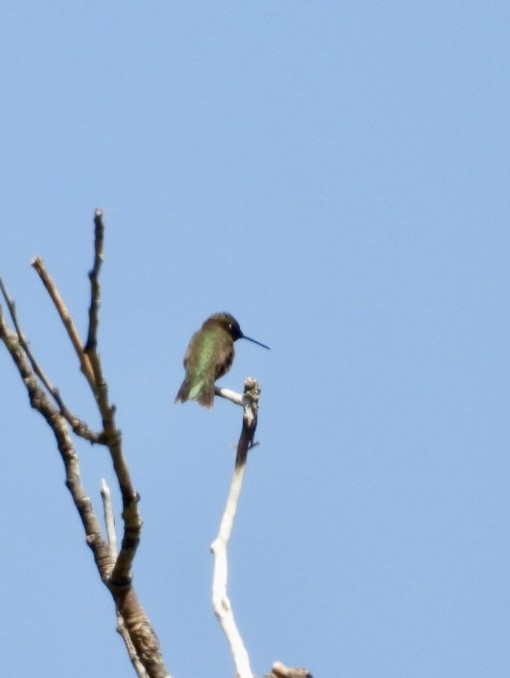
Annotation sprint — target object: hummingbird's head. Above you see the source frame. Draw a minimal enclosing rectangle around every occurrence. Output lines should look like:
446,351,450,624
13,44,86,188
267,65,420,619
206,312,243,340
205,312,270,349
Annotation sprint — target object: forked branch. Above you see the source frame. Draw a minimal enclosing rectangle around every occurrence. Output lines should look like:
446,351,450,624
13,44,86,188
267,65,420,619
0,211,170,678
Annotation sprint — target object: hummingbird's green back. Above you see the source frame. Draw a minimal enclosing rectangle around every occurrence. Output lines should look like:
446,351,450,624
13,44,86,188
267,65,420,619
175,317,235,407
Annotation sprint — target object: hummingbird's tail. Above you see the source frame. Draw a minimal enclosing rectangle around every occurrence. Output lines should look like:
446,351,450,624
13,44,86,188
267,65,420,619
196,388,214,408
175,378,214,408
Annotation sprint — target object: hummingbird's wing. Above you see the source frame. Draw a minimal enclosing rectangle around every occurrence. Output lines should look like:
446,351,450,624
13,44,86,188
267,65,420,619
213,339,235,380
179,326,234,407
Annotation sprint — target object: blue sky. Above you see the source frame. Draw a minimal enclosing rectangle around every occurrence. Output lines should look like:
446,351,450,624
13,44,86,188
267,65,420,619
1,3,509,676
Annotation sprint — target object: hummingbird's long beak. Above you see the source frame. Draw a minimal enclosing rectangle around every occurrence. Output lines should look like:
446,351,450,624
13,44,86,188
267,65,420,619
241,334,271,350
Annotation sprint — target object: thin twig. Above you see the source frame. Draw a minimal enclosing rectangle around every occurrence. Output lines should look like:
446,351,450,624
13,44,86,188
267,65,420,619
215,385,244,406
84,209,107,405
0,277,101,443
31,257,96,389
101,478,118,558
85,208,104,353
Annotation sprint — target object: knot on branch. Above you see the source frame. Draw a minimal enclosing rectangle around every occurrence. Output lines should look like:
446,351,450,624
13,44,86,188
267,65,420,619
235,377,261,466
242,376,260,412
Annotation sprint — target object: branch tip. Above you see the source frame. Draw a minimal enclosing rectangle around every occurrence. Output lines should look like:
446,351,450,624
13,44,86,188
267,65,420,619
268,662,313,678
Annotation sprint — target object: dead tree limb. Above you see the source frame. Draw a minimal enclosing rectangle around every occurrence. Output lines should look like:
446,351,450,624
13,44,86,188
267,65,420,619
212,380,313,678
210,378,260,678
0,210,171,678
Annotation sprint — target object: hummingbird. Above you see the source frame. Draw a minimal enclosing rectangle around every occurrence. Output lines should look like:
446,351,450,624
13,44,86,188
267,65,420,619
175,312,270,408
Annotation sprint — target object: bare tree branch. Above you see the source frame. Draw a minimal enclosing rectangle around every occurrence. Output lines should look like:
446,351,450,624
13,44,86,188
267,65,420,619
210,378,262,678
0,300,112,580
0,212,171,678
211,381,313,678
100,478,150,678
85,208,104,354
0,277,101,443
31,256,96,389
78,212,143,591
